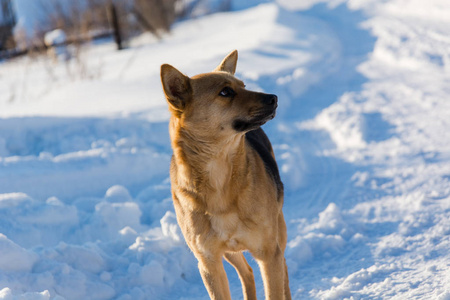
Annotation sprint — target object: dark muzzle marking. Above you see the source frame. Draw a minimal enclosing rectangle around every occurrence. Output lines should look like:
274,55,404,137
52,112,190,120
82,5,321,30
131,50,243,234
233,119,253,132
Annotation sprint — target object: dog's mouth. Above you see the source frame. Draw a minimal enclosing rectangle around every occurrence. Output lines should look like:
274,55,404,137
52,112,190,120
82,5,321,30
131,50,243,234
232,107,277,132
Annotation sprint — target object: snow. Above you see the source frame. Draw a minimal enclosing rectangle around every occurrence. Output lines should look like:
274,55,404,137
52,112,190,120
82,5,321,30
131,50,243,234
1,0,450,299
0,234,38,272
44,30,67,46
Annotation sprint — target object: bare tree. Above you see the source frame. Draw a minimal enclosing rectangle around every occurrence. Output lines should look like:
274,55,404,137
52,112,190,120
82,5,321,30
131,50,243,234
133,0,177,34
0,0,17,50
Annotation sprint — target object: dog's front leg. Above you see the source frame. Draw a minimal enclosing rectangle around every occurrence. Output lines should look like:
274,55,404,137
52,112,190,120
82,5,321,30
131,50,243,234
197,254,232,300
255,245,287,300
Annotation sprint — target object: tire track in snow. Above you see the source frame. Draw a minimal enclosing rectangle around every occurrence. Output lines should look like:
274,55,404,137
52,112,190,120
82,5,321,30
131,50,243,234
262,3,380,298
267,3,376,218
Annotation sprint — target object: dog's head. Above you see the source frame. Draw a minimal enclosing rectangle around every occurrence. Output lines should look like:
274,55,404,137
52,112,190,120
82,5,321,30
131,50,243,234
161,50,278,138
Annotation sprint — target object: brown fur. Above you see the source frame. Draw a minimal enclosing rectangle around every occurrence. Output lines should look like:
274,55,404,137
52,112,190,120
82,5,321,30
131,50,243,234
161,50,291,299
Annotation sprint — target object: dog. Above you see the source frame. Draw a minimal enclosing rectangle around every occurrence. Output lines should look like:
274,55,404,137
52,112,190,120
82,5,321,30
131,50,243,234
161,50,291,300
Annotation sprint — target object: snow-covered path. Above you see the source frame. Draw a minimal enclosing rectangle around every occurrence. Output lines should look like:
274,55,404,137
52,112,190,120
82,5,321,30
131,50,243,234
280,1,450,299
1,1,450,299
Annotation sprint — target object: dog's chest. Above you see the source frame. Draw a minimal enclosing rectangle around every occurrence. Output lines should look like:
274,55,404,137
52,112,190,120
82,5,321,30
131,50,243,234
210,212,247,251
206,157,230,192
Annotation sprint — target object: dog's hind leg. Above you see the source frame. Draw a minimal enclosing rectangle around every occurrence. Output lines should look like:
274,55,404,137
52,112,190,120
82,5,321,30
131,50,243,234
279,213,292,300
197,255,232,300
224,252,257,300
255,245,286,300
283,258,292,300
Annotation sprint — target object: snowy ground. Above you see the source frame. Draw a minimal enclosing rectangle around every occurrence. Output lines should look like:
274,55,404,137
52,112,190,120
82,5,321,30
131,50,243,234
1,0,450,299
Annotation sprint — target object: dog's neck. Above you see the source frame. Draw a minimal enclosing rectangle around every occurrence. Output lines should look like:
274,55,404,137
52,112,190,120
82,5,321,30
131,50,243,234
170,116,244,155
170,117,249,212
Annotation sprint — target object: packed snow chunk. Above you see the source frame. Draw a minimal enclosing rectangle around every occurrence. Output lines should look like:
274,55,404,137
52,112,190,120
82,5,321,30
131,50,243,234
373,233,408,258
19,202,78,226
160,211,182,242
315,263,398,299
315,203,347,235
129,233,174,254
55,242,106,274
0,193,33,209
303,232,346,257
95,200,142,235
287,230,346,270
85,281,116,300
0,234,38,272
140,260,165,286
104,185,132,203
51,263,88,299
0,288,51,300
137,183,173,226
119,226,139,245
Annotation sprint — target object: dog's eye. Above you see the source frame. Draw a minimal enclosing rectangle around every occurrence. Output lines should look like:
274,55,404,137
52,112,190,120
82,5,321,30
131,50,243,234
219,87,235,97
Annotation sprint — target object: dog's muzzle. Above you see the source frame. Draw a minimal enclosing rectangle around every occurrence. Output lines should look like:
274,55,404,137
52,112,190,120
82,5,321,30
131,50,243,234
233,94,278,132
262,94,278,106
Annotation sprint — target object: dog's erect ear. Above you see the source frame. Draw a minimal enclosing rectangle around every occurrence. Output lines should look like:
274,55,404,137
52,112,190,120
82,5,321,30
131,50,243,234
214,50,238,75
161,64,192,116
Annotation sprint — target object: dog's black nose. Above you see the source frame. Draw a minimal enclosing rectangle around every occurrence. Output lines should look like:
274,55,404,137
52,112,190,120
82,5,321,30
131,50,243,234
262,94,278,106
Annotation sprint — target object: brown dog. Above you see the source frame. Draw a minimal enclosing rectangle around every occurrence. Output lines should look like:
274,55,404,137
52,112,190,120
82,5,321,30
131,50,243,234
161,50,291,300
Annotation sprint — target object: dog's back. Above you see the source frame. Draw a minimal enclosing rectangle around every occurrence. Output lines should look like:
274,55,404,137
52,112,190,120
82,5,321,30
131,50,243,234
245,128,283,200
